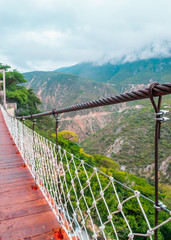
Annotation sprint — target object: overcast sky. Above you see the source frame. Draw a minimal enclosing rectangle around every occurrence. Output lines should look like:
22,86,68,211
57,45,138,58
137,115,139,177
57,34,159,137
0,0,171,72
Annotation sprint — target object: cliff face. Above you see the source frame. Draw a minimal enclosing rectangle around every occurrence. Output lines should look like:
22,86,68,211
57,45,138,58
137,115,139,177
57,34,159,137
81,96,171,184
60,111,113,141
23,71,153,141
23,71,119,140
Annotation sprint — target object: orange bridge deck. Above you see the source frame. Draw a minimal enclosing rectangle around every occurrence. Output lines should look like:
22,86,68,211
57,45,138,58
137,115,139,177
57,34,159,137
0,110,68,240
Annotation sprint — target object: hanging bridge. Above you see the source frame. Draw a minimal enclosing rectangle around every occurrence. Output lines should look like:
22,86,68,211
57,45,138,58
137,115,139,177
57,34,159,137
0,82,171,240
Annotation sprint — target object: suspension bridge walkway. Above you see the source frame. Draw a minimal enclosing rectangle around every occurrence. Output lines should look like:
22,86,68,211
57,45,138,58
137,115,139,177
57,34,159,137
0,110,69,239
0,82,171,240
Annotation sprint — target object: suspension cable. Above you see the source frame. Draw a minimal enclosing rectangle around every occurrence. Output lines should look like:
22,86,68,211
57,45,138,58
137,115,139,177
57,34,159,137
16,82,171,120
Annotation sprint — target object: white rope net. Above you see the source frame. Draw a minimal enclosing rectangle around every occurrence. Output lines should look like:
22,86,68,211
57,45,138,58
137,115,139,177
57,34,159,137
1,106,171,240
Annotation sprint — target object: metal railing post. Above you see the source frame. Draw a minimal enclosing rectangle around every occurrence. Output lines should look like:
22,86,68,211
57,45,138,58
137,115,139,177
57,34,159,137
17,118,19,148
0,69,6,108
149,82,170,240
52,109,62,225
55,115,60,164
22,117,25,160
32,118,37,187
53,110,61,191
2,69,6,108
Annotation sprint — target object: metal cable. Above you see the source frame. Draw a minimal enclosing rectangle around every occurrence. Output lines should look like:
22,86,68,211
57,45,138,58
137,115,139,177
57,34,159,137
17,82,171,119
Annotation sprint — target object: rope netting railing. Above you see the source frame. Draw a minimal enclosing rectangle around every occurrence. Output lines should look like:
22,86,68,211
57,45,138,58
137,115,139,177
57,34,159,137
1,105,171,240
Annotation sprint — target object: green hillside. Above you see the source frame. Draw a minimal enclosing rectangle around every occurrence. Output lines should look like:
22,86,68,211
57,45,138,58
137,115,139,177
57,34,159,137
55,62,119,83
109,58,171,90
55,58,171,90
81,96,171,184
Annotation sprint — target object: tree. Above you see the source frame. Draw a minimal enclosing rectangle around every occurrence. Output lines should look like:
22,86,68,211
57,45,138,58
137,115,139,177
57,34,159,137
0,63,10,70
52,130,79,142
0,63,41,116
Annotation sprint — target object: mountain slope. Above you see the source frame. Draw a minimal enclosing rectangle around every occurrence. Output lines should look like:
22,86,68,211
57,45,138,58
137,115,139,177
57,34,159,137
81,96,171,184
23,71,119,140
55,57,171,90
55,62,119,83
23,71,118,109
109,58,171,90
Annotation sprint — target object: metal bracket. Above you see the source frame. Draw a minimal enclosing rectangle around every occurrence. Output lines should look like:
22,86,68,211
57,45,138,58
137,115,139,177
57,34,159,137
52,109,60,122
33,119,37,125
154,201,167,211
155,110,170,122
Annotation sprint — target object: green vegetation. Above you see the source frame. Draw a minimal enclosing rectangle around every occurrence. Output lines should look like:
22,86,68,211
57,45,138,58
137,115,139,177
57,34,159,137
0,63,41,115
81,97,171,185
56,130,78,142
55,57,171,91
25,117,171,239
55,62,119,83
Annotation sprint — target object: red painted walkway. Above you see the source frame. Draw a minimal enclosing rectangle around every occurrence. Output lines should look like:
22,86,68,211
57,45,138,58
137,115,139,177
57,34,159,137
0,110,66,240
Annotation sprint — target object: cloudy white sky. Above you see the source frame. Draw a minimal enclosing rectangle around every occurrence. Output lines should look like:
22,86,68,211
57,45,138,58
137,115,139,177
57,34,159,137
0,0,171,72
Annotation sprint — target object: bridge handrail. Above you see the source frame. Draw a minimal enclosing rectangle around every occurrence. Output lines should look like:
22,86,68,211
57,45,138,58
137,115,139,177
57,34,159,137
1,82,171,239
16,82,171,119
1,107,171,239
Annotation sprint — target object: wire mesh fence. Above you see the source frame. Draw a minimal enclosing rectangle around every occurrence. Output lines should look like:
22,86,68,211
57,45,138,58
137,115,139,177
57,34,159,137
1,105,171,240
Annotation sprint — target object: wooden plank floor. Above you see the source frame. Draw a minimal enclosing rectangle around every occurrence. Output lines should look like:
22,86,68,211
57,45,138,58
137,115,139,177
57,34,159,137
0,110,67,240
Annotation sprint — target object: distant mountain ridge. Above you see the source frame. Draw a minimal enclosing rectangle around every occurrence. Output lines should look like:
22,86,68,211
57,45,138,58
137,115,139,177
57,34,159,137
55,62,119,83
55,57,171,90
